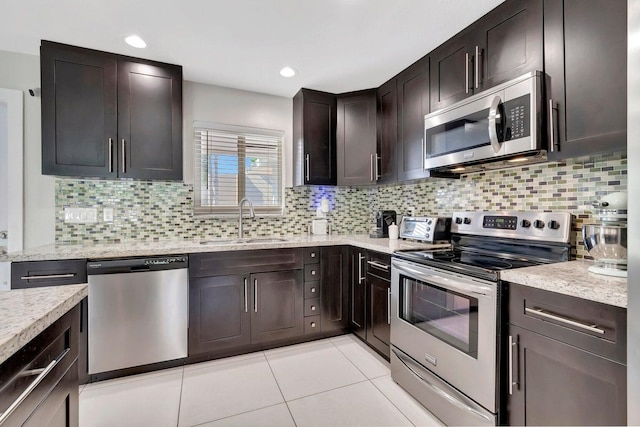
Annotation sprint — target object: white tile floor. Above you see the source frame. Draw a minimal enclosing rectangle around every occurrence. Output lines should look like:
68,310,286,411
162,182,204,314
79,334,444,427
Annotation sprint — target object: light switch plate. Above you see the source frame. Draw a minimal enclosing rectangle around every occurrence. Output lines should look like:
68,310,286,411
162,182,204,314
103,208,114,222
64,207,98,224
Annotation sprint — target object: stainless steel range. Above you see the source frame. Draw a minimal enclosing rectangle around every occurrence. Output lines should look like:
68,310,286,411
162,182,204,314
390,211,572,426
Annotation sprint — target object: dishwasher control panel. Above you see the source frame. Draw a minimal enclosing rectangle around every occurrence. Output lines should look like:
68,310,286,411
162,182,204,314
87,255,189,274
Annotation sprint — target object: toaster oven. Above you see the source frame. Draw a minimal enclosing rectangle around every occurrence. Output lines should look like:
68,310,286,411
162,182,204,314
399,217,451,243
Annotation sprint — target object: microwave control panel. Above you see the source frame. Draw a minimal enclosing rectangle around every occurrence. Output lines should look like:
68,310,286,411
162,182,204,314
504,94,531,141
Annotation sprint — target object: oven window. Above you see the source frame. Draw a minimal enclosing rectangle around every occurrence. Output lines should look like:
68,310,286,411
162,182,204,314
399,275,479,358
425,108,491,158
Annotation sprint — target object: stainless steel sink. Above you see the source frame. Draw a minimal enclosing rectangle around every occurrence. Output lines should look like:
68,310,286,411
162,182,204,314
244,237,289,243
199,239,242,245
199,237,288,245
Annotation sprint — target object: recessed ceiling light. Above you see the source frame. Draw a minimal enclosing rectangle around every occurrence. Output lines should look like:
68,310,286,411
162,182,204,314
279,67,296,78
125,35,147,48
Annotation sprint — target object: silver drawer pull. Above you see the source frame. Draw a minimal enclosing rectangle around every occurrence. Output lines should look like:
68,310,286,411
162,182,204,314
311,287,316,293
21,273,76,280
367,260,390,271
0,348,69,425
525,307,606,334
311,270,316,276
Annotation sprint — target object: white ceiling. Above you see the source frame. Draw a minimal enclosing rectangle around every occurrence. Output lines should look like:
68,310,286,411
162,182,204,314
1,0,504,98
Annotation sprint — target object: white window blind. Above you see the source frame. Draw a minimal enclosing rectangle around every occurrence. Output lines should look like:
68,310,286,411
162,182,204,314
194,122,284,216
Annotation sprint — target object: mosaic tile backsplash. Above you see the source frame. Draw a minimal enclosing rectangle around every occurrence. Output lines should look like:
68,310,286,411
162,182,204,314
56,152,626,259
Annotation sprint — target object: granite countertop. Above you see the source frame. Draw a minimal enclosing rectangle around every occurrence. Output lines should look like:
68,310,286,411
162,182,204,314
501,260,627,308
0,284,88,365
0,234,450,262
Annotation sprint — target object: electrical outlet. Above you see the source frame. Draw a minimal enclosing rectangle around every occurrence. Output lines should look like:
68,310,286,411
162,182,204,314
64,207,98,224
103,208,114,222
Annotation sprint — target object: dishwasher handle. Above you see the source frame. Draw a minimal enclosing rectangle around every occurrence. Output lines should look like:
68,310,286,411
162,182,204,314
87,255,189,274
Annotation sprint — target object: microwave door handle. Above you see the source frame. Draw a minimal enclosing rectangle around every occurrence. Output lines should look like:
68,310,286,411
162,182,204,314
488,95,502,153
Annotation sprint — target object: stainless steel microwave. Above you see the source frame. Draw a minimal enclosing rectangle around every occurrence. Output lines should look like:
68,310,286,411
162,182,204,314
424,71,547,173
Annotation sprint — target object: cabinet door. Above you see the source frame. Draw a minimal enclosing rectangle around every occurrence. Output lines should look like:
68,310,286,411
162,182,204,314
320,246,349,333
293,89,337,186
430,32,474,112
545,0,626,160
40,41,117,178
397,57,430,182
350,249,367,340
189,275,251,355
251,270,303,344
366,274,391,358
117,59,183,180
376,78,398,184
336,91,377,186
22,362,79,427
507,325,626,426
473,0,543,90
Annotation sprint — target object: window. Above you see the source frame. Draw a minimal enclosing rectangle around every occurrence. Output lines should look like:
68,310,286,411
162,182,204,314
194,121,284,216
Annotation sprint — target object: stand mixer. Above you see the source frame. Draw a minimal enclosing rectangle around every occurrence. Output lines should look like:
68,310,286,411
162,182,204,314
582,192,627,277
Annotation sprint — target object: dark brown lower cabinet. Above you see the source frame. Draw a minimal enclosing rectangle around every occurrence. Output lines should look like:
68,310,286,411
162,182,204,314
350,249,367,340
188,274,251,356
22,361,79,427
251,270,304,344
507,324,626,426
366,273,391,357
320,246,350,333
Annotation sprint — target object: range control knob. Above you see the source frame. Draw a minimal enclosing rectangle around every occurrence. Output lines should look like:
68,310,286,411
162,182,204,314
548,220,560,230
463,217,472,225
533,220,545,229
520,219,531,228
455,217,463,224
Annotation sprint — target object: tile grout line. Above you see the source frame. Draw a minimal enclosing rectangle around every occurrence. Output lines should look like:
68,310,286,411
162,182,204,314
189,402,286,427
175,365,185,427
263,350,299,427
370,376,419,427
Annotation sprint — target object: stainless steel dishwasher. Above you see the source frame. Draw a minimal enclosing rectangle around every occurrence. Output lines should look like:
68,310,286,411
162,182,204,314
87,255,188,375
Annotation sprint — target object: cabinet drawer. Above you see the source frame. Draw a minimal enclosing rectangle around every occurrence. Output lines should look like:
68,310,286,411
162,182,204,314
190,249,303,278
507,282,626,363
304,264,320,281
11,259,87,289
366,251,391,281
304,298,321,317
303,247,320,264
304,281,320,299
304,315,321,334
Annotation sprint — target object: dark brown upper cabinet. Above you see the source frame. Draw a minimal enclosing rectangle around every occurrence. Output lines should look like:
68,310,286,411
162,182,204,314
430,0,543,111
397,56,431,182
41,41,183,181
544,0,627,160
293,88,337,186
376,78,398,184
336,90,378,186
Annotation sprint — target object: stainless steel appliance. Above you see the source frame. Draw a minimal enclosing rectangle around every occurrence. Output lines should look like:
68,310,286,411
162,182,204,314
87,256,188,375
399,216,451,243
370,210,397,238
391,211,572,426
424,71,547,173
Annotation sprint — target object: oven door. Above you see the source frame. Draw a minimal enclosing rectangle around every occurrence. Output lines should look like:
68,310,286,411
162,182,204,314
390,258,498,412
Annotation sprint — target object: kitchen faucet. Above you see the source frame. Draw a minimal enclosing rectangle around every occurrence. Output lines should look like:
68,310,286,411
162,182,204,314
238,197,255,239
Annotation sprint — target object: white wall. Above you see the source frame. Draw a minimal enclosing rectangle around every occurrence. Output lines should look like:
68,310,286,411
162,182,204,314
182,81,293,187
0,50,54,249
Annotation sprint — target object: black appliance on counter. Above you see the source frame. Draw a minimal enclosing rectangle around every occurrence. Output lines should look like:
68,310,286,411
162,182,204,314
369,210,396,238
390,211,573,426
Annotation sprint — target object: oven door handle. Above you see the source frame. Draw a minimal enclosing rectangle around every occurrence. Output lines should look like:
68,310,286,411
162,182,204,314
393,261,493,296
488,95,503,153
392,349,493,423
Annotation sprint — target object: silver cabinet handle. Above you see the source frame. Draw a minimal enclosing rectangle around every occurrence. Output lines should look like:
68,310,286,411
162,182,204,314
311,270,316,276
311,305,316,311
310,252,316,258
465,52,470,94
370,153,374,182
508,335,518,395
525,307,605,334
254,279,258,313
387,288,391,325
108,138,113,173
358,253,365,284
121,139,126,173
310,321,316,328
21,273,76,281
244,278,248,313
475,45,481,89
421,138,425,170
367,260,390,271
549,99,557,152
305,154,310,182
374,154,380,181
310,287,316,293
488,95,502,153
0,348,69,425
